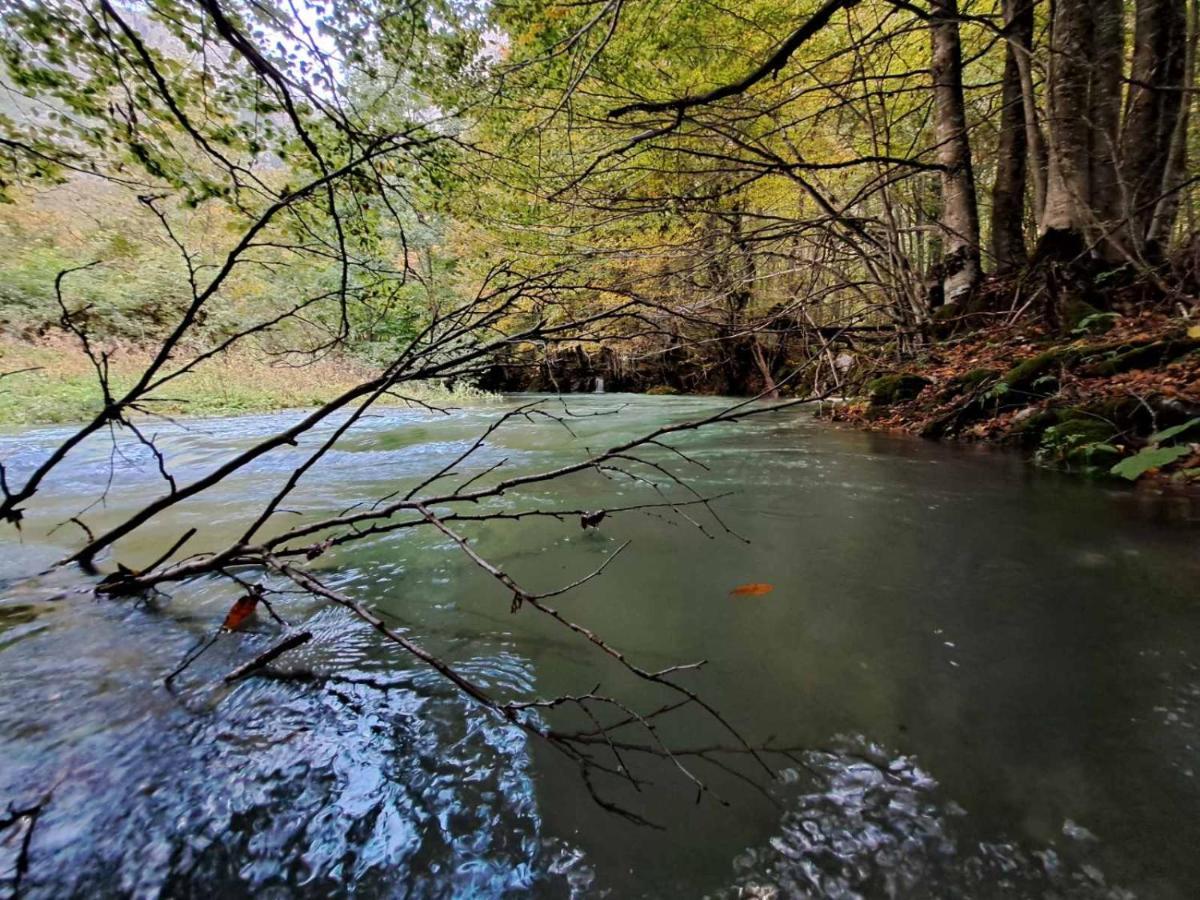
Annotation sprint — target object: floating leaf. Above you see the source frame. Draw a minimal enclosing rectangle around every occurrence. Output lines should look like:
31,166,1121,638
221,594,259,631
730,583,774,597
1110,444,1193,481
1188,324,1200,339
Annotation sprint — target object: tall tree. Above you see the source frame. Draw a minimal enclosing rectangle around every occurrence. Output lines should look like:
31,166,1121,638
1041,0,1125,260
1150,0,1200,250
1090,0,1127,255
930,0,981,302
990,0,1037,273
1122,0,1189,259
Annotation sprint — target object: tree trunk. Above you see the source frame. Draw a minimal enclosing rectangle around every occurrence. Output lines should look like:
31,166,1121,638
1038,0,1115,321
930,0,982,302
1015,16,1048,224
1040,0,1122,258
1147,0,1197,254
990,0,1036,273
750,337,779,399
1089,0,1127,257
1121,0,1188,259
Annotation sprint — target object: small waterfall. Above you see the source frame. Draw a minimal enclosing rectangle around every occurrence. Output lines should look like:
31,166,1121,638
594,376,605,393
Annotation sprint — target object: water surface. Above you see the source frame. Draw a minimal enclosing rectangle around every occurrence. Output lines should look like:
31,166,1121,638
1,394,1199,898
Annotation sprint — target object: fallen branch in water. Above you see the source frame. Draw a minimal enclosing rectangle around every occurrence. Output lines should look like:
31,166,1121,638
223,631,313,684
0,791,50,897
42,365,837,822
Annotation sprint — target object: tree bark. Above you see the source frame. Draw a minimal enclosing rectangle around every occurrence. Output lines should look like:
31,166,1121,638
1038,0,1110,320
1042,0,1091,238
930,0,982,302
1142,0,1190,254
1121,0,1188,258
1040,0,1123,260
990,0,1036,273
1089,0,1127,257
1015,16,1048,224
750,338,779,399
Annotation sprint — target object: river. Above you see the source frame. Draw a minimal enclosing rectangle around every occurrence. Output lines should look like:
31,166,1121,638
1,394,1199,898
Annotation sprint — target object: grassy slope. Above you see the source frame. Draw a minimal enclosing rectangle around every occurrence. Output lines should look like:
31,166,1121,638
0,337,484,426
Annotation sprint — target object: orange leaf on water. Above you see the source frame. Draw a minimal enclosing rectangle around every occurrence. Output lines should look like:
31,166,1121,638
729,582,774,597
221,594,259,631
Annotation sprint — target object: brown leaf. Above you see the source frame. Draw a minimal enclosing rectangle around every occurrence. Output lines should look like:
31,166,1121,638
221,594,259,632
729,582,774,597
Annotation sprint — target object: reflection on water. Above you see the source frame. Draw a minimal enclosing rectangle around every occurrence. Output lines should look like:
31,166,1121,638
723,738,1132,899
0,585,595,898
1,394,1199,897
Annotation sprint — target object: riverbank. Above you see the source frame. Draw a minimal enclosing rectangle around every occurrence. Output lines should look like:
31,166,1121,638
824,308,1200,487
11,314,1198,490
0,336,483,425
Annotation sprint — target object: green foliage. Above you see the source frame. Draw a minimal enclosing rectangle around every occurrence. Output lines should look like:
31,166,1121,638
1147,417,1200,445
0,0,491,378
1071,311,1120,337
1106,415,1199,481
1035,417,1120,474
1110,445,1194,481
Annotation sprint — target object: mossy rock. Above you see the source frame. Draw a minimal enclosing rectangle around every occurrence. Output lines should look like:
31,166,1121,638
1009,407,1060,442
1063,298,1103,330
951,368,999,393
1064,441,1123,471
1047,416,1118,444
1036,416,1120,466
930,303,961,324
1063,398,1144,432
865,373,931,405
998,347,1078,394
645,385,680,396
1078,337,1200,377
961,367,999,386
935,367,1000,404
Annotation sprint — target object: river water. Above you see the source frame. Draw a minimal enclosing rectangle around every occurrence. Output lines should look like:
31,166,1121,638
1,394,1199,898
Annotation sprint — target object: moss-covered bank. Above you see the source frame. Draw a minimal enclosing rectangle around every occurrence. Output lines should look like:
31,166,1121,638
826,310,1200,488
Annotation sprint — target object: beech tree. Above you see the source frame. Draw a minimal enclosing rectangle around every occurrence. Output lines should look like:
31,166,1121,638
990,0,1037,273
1123,0,1189,259
1150,0,1200,249
929,0,982,301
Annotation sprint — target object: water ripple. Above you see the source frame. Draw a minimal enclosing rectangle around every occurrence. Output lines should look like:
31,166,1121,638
717,738,1131,900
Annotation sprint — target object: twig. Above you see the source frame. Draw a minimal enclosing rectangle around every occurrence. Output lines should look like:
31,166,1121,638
223,631,313,683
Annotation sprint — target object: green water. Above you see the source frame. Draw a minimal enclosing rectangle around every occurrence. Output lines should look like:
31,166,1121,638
1,394,1199,897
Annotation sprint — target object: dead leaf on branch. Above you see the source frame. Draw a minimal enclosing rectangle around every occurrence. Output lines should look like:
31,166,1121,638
221,593,259,632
